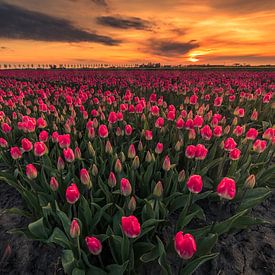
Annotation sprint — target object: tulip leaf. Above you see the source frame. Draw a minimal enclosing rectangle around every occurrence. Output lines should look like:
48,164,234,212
72,268,86,275
197,233,218,256
238,187,272,211
106,262,129,275
200,157,223,176
213,210,247,235
180,253,219,275
61,250,75,275
48,227,71,248
28,217,50,239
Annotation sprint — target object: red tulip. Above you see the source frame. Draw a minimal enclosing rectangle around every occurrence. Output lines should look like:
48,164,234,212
185,145,196,159
98,124,108,138
26,164,37,180
174,231,196,259
187,175,203,193
1,123,12,133
34,142,48,157
155,142,163,154
39,130,49,142
58,134,70,148
85,236,102,255
155,117,164,128
66,183,80,204
229,148,241,160
224,137,237,152
63,148,75,162
195,144,208,160
10,146,22,160
0,137,8,148
121,215,141,238
193,115,203,128
108,111,117,124
120,178,132,196
213,126,223,137
246,128,258,140
200,125,212,140
125,124,133,136
217,177,236,200
20,138,32,152
253,139,267,153
145,130,153,141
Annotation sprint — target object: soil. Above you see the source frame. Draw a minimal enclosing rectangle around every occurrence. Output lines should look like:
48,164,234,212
0,182,274,275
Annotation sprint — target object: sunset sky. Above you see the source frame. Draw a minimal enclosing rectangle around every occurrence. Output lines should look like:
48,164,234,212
0,0,275,65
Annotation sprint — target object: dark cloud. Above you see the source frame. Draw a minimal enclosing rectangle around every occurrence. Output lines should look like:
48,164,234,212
91,0,108,6
96,15,151,30
148,40,199,57
0,3,120,45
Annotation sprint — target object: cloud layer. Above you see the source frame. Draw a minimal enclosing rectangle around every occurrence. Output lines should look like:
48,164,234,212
0,3,119,45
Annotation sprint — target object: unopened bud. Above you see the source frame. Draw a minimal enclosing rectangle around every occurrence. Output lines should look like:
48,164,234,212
138,140,143,152
50,176,59,191
70,219,80,238
162,155,171,171
115,159,122,173
108,171,117,188
74,147,81,160
178,169,186,182
128,144,136,159
91,164,98,176
145,151,152,162
88,142,96,157
132,156,140,169
105,140,113,154
57,157,65,171
244,174,256,189
128,196,137,212
153,181,163,197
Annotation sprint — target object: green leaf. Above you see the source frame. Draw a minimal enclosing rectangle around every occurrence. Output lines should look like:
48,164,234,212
200,157,223,175
72,268,86,275
106,262,129,275
213,210,247,235
180,253,219,275
4,207,31,217
48,227,71,248
232,215,269,230
62,250,76,275
238,187,271,211
121,233,129,263
197,233,218,256
28,217,49,239
142,219,165,229
140,244,160,263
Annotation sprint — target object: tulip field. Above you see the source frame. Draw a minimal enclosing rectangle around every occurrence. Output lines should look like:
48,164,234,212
0,69,274,274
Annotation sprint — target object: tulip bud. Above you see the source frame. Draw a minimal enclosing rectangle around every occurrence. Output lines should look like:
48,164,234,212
108,171,117,188
50,177,59,191
120,152,126,163
85,236,102,255
120,178,132,196
132,156,140,169
91,164,98,176
105,140,113,154
138,140,143,152
155,142,164,154
162,155,171,171
80,168,91,187
153,181,163,197
174,231,196,259
188,129,196,140
178,169,186,182
70,219,80,238
88,141,96,157
244,174,256,189
145,151,152,162
114,159,122,173
224,125,231,135
57,156,65,171
26,164,38,180
232,117,238,126
121,216,141,238
175,140,182,151
74,147,81,159
128,196,137,212
128,144,136,159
